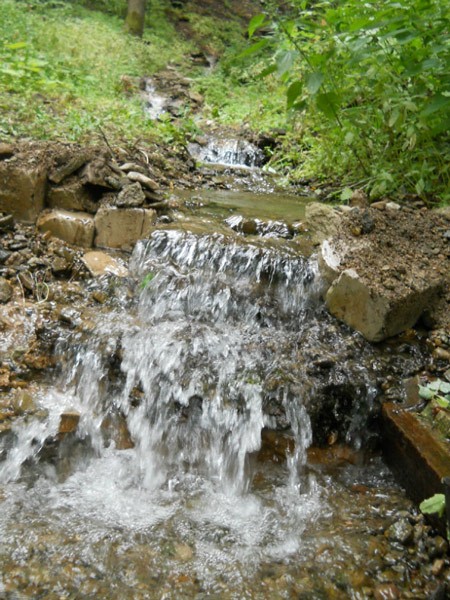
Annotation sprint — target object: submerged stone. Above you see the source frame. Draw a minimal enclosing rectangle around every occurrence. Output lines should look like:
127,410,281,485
0,277,13,303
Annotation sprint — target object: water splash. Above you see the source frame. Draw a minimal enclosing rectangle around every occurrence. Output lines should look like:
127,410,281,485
188,138,265,168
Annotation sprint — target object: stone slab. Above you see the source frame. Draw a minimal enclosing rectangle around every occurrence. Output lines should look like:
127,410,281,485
37,209,95,247
381,402,450,504
94,207,156,249
0,163,47,222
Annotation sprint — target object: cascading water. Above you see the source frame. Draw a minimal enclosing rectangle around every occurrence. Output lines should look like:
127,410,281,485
0,228,428,598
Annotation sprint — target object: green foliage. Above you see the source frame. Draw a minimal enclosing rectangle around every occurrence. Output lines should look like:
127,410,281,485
0,0,192,141
419,379,450,409
420,494,446,518
241,0,450,201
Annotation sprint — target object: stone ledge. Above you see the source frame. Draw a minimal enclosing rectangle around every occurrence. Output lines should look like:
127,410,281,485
381,402,450,504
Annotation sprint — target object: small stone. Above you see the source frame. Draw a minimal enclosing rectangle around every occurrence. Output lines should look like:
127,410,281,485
374,583,400,599
59,411,80,435
0,249,11,264
386,518,414,545
350,189,369,208
126,171,159,192
12,390,36,414
174,543,193,562
51,256,72,276
433,347,450,361
0,213,14,230
115,182,146,208
427,535,448,559
18,271,34,292
91,290,108,304
0,277,13,303
432,558,445,576
371,200,388,210
58,307,82,327
385,201,401,211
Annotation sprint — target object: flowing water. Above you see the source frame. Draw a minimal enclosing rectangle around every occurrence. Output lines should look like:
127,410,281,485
0,202,436,598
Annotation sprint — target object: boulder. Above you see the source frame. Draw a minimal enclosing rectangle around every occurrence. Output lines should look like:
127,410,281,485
82,251,128,277
0,163,47,222
94,207,156,249
304,202,341,246
37,210,95,247
47,179,98,213
325,268,442,342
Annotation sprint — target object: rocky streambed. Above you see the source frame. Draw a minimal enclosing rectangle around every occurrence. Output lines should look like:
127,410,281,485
0,140,449,598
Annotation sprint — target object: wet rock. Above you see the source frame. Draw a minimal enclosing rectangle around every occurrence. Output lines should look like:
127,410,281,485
58,411,80,435
0,213,14,230
58,307,82,327
37,210,95,248
82,250,128,277
126,171,159,192
115,182,146,208
49,151,91,184
304,202,341,246
94,207,156,249
0,162,47,222
386,518,414,545
374,583,400,599
325,268,442,342
427,536,448,559
0,249,11,264
51,256,72,277
12,390,36,414
174,543,193,562
81,158,118,190
0,277,13,303
17,271,34,292
47,179,98,213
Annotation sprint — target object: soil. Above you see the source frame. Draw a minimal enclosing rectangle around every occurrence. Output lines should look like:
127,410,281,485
333,205,450,331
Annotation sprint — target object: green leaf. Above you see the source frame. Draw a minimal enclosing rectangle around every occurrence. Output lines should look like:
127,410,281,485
421,94,450,117
340,187,353,201
418,385,434,400
276,51,297,76
316,91,340,120
287,80,303,109
435,395,450,409
306,71,324,95
237,39,269,60
420,494,446,518
257,64,277,79
248,14,268,39
5,42,27,50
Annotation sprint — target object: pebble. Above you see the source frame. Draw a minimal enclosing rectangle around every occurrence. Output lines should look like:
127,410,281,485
0,277,13,303
427,535,448,559
386,519,414,545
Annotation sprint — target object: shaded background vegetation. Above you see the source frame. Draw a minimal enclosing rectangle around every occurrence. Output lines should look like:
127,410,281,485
0,0,448,202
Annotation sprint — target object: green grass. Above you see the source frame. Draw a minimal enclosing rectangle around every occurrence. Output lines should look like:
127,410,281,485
0,0,193,142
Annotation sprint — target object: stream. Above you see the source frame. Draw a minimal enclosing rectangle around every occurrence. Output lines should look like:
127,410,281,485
0,152,444,598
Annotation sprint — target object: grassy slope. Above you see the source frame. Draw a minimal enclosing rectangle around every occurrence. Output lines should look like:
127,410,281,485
0,0,277,144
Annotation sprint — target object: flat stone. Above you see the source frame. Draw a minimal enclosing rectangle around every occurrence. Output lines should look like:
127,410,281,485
0,163,47,222
47,179,98,213
325,268,441,342
82,251,128,277
381,403,450,504
49,152,91,184
126,171,159,192
94,207,156,249
37,210,95,247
